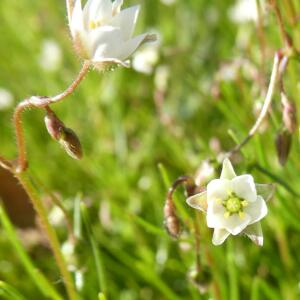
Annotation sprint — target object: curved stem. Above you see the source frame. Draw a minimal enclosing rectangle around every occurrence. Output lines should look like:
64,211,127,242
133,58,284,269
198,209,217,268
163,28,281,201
16,172,77,300
228,53,281,156
13,62,90,172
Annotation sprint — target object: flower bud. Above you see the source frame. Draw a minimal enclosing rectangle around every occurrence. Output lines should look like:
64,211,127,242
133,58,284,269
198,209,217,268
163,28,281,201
44,110,65,140
164,197,181,239
188,267,212,294
58,127,83,160
275,129,292,166
281,92,297,133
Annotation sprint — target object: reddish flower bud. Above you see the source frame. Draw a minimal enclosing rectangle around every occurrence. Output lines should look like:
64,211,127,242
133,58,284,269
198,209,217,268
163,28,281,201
44,109,65,140
275,129,292,166
58,127,83,160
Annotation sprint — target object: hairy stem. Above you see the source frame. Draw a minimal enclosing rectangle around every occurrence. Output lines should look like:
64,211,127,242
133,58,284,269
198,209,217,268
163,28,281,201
16,172,77,300
13,62,90,172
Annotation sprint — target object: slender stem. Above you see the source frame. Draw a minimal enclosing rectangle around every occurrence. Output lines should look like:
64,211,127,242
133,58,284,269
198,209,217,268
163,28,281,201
51,62,90,104
269,0,293,47
228,53,281,155
13,62,90,172
15,172,77,300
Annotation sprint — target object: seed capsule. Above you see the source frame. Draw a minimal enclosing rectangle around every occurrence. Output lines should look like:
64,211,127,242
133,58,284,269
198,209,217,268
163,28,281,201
275,129,292,166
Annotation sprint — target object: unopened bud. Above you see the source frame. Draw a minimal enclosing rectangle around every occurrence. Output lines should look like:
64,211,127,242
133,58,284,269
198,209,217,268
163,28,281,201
275,129,292,166
188,267,212,294
59,127,83,160
281,93,297,133
44,109,64,140
164,197,181,239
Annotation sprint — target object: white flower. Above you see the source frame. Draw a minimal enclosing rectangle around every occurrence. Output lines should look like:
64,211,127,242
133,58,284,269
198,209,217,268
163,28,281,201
0,88,14,110
229,0,263,24
67,0,156,67
132,42,159,75
39,39,63,72
187,158,274,246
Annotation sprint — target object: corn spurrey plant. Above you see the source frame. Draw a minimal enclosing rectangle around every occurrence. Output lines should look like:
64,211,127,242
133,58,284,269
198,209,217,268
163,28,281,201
0,0,155,299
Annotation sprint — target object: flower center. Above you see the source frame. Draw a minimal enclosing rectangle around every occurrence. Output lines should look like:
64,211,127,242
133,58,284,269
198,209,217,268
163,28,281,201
222,192,248,218
89,20,102,29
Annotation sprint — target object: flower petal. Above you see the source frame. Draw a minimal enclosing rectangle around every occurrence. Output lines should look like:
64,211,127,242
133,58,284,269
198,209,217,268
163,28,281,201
243,222,263,246
117,33,150,61
83,0,112,28
244,196,268,224
220,158,236,180
207,178,232,200
220,213,251,235
212,228,230,245
70,0,84,37
110,5,140,40
206,200,226,228
112,0,124,15
232,175,257,202
90,26,123,59
255,183,275,202
186,191,207,212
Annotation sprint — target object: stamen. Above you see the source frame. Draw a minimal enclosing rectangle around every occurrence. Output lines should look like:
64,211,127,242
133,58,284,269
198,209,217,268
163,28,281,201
241,200,248,207
224,211,231,218
239,212,245,219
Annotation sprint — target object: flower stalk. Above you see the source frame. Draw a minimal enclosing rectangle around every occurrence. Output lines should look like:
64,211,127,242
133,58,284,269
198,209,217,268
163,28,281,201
229,52,281,155
13,62,89,172
16,172,77,300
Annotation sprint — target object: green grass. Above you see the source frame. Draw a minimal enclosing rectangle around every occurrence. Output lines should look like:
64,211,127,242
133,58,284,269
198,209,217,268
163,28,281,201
1,0,300,299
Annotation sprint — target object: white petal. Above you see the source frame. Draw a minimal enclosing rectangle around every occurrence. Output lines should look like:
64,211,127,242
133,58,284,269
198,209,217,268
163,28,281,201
83,0,112,28
70,0,84,37
117,33,150,61
110,5,140,40
186,191,207,212
206,200,226,228
255,183,275,202
207,179,232,200
244,196,268,224
221,214,251,235
243,222,263,246
90,26,123,59
232,175,257,202
212,228,230,245
220,158,236,180
112,0,124,15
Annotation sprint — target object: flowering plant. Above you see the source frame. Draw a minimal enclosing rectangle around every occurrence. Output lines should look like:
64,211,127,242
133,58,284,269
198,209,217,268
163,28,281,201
68,0,155,67
187,159,274,246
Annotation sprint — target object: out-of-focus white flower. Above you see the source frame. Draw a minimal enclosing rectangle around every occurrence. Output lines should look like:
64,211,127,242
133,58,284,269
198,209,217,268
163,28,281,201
0,88,14,110
229,0,263,23
39,39,62,72
67,0,156,67
160,0,176,6
132,42,159,74
187,158,274,246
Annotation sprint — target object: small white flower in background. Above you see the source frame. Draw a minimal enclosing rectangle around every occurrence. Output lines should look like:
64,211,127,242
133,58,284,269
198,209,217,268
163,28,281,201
187,158,274,246
39,39,62,72
67,0,156,68
229,0,264,23
160,0,177,6
0,88,14,110
132,41,159,75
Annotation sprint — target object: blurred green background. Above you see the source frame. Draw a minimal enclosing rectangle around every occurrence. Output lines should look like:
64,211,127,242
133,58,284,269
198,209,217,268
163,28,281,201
1,0,300,299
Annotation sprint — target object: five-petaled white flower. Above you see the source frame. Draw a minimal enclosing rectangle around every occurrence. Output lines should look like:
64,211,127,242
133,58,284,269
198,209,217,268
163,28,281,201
187,158,274,246
67,0,156,67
